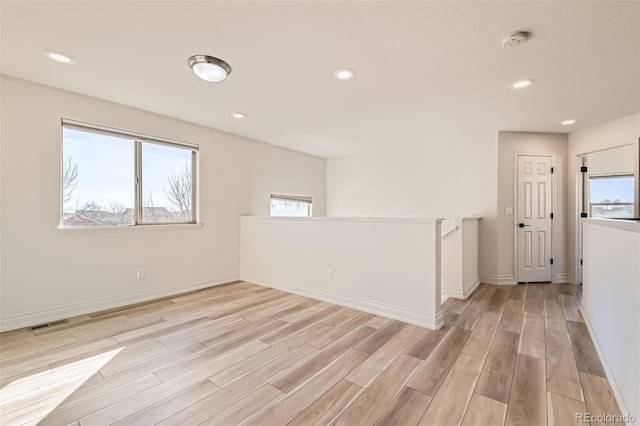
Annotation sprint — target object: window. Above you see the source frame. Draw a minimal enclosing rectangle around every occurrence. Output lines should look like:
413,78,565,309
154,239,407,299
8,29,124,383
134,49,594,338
589,175,635,218
141,143,194,223
270,194,312,217
62,120,197,227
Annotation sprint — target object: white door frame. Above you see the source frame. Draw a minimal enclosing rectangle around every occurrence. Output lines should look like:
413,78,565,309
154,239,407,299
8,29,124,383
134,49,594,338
513,152,556,283
573,139,639,283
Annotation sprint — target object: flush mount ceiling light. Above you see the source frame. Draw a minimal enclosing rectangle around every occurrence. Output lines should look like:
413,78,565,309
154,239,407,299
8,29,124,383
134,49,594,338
502,32,529,48
188,55,232,82
510,79,534,89
334,69,356,80
231,112,247,119
561,119,579,125
43,50,75,64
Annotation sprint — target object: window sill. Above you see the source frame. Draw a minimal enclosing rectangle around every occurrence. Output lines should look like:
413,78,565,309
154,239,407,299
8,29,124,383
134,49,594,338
57,223,204,232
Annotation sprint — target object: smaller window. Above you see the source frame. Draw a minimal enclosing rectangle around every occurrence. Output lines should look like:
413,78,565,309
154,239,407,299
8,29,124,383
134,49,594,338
270,194,312,217
589,175,635,218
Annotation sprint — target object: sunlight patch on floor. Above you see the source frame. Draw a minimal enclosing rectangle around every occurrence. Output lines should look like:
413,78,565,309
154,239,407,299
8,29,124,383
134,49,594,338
0,348,123,424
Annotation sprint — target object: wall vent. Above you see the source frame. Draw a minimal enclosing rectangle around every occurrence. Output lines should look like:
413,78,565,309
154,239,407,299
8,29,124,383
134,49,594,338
28,319,69,331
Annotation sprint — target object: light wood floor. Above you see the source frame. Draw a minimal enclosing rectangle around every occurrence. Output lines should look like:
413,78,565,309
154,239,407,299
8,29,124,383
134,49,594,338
0,282,622,425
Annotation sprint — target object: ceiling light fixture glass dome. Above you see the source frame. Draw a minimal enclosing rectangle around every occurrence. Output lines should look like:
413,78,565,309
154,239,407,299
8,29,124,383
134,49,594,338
188,55,232,82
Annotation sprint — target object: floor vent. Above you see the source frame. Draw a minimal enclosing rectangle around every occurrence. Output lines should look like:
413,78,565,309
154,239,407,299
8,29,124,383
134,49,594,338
28,319,69,331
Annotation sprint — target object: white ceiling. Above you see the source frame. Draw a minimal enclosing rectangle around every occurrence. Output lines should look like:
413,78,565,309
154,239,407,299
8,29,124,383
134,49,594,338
1,1,638,158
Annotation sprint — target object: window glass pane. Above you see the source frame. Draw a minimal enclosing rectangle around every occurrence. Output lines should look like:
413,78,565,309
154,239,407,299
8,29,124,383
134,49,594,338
62,128,135,226
590,204,634,218
141,142,193,222
270,199,311,217
589,176,634,203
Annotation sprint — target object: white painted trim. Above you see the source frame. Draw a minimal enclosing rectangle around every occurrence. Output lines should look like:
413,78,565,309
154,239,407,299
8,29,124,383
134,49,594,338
441,226,460,241
554,274,570,283
479,274,517,285
443,287,464,299
62,117,200,149
441,288,449,304
0,273,240,332
580,304,635,426
57,223,204,232
462,277,480,299
583,218,640,233
444,276,480,300
242,272,444,330
242,216,444,224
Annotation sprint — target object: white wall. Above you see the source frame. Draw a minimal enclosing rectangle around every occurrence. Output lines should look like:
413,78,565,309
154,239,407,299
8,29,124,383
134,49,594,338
568,113,640,283
441,220,462,302
240,217,443,329
582,220,640,424
326,118,638,285
441,218,480,300
497,132,569,284
462,218,479,293
0,76,326,331
326,129,497,279
569,114,640,158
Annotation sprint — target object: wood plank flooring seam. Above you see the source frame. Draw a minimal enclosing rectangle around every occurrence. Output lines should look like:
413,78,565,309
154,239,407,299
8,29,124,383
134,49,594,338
367,375,421,426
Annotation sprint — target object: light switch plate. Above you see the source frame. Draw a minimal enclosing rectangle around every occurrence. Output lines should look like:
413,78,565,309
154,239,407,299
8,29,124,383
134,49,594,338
505,207,513,216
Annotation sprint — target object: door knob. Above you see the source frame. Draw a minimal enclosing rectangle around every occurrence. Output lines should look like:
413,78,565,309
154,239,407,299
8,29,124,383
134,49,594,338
518,223,530,228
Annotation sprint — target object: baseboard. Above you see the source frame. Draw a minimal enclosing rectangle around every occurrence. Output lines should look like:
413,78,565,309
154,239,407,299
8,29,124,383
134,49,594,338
242,272,443,330
443,276,480,301
441,288,449,304
0,273,240,332
479,274,516,285
443,288,463,299
580,305,635,425
479,274,571,285
463,277,480,299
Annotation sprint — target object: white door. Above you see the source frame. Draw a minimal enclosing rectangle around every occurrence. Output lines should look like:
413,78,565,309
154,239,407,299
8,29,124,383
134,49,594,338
516,155,553,283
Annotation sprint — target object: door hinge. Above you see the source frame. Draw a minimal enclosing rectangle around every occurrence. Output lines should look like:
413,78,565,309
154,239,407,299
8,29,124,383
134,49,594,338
551,167,554,173
580,166,588,173
580,212,588,218
580,259,583,266
550,258,554,265
550,212,554,219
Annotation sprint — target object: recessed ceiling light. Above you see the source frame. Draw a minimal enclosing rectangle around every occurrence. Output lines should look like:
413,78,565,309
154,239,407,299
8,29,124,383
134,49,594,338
334,69,356,80
510,79,534,89
43,50,75,64
188,55,232,83
561,119,579,126
231,112,246,119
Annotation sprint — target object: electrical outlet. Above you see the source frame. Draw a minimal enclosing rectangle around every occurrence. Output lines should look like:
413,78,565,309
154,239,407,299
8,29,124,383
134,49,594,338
137,268,145,279
504,207,513,216
327,269,333,280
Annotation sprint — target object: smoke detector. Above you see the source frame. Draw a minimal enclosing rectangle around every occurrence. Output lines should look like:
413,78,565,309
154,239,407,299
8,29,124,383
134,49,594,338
502,32,529,47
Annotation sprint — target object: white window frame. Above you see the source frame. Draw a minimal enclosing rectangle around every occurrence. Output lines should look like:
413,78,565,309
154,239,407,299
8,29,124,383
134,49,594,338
270,194,313,217
60,119,199,228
